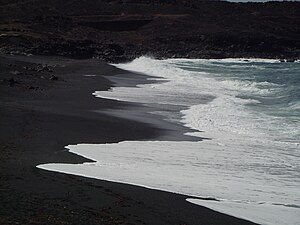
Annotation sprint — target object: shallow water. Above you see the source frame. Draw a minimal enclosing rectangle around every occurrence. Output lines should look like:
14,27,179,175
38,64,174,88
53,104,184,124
38,57,300,225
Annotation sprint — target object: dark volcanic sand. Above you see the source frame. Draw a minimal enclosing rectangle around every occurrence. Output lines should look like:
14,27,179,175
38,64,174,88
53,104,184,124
0,54,257,225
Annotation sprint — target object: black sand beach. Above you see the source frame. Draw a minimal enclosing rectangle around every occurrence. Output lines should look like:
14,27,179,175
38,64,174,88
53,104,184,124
1,0,299,224
0,54,257,225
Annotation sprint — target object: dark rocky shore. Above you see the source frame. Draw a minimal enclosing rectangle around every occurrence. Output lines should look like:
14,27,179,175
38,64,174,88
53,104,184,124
1,0,300,62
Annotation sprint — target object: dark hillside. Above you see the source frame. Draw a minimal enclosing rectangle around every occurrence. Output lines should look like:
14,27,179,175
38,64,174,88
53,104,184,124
0,0,299,61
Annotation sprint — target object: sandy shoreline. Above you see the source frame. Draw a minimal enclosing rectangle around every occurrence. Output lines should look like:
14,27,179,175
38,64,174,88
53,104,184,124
0,54,256,225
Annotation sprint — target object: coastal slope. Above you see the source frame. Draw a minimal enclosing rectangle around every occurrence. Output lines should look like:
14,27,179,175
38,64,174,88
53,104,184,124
0,0,300,61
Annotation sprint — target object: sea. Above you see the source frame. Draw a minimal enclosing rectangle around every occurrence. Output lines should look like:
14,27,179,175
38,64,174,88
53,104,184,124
38,57,300,225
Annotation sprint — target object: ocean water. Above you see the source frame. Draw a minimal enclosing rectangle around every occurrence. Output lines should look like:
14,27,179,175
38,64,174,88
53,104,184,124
38,57,300,225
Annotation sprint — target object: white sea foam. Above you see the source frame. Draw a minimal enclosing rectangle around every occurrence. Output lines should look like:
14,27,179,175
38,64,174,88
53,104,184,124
38,57,300,225
187,198,300,225
167,57,282,64
99,57,299,143
38,141,300,225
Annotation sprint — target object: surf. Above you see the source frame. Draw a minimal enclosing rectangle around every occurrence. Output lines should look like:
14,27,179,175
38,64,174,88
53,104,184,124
38,57,300,225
